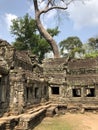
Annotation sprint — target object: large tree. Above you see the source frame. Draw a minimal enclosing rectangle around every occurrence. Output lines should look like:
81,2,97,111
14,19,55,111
87,37,98,51
33,0,81,58
11,14,59,61
84,37,98,58
11,14,37,50
59,36,85,58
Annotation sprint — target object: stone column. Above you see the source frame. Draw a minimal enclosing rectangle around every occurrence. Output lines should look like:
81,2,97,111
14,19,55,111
9,69,26,115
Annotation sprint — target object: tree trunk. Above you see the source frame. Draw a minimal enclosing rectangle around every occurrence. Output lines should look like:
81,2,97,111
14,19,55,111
35,13,60,58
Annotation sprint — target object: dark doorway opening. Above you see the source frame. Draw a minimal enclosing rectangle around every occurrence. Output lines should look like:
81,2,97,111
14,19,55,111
26,87,29,100
72,88,81,97
85,88,95,97
0,77,1,83
51,87,59,95
35,87,39,98
0,77,2,102
44,86,47,95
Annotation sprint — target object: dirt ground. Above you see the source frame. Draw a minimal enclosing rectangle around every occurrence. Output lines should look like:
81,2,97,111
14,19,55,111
34,113,98,130
62,112,98,130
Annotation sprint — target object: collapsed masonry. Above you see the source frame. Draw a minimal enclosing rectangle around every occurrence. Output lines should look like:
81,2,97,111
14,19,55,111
1,39,98,117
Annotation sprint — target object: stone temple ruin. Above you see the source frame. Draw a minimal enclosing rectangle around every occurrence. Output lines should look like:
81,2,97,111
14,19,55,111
44,57,98,104
0,39,98,129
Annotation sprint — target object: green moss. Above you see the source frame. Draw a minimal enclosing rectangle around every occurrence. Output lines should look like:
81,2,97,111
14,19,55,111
85,52,98,58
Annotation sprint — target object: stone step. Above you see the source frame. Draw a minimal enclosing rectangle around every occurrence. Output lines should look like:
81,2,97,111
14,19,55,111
46,106,57,117
17,108,46,130
0,103,53,130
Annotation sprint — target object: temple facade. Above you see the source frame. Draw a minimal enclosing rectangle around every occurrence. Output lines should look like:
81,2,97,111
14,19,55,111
1,39,98,116
43,56,98,106
0,39,48,116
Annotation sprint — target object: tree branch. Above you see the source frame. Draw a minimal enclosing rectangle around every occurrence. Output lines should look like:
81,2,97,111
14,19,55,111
46,0,52,7
39,0,76,15
33,0,39,11
66,0,74,6
40,5,67,15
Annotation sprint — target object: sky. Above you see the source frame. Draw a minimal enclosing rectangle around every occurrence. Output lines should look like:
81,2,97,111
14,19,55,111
0,0,98,45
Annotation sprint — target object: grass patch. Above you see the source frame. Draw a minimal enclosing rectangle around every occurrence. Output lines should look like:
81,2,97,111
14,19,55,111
34,116,72,130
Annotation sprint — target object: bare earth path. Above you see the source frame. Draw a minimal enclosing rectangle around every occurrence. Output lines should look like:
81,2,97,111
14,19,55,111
63,113,98,130
34,113,98,130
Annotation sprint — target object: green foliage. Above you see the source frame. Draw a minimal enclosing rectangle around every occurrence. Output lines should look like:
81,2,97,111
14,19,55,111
88,37,98,50
47,27,60,37
85,51,98,58
11,14,38,50
83,36,98,59
59,36,85,59
12,41,28,50
34,117,72,130
31,36,52,61
10,14,59,62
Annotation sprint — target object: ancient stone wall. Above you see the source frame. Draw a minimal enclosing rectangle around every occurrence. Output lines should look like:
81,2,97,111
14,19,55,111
10,51,48,115
43,58,67,103
67,58,98,85
66,58,98,104
0,39,49,116
0,40,12,116
0,75,10,117
43,57,98,105
1,38,98,117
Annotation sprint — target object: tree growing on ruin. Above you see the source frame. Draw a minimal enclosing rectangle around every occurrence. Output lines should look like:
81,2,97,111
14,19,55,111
33,0,84,58
11,14,59,62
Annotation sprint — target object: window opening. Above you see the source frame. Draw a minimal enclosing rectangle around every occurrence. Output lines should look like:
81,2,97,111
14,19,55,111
85,88,95,97
51,87,59,95
72,88,81,97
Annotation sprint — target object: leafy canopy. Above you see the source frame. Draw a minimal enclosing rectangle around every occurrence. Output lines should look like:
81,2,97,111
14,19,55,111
84,37,98,58
10,13,59,62
87,37,98,51
59,36,85,59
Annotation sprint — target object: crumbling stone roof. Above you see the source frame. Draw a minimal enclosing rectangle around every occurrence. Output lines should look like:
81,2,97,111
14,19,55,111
67,75,98,85
15,51,32,65
25,71,40,83
67,58,98,85
0,39,11,47
68,58,98,69
43,57,67,68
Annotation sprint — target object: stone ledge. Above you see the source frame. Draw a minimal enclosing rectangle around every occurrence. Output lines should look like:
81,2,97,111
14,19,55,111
17,108,46,130
0,115,21,130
